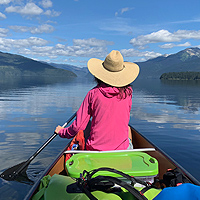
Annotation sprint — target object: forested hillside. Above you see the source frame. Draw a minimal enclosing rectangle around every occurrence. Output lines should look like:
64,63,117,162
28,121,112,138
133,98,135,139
0,51,76,78
160,72,200,80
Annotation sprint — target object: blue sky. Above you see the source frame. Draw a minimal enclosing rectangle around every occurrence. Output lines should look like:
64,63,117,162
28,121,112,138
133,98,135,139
1,0,200,67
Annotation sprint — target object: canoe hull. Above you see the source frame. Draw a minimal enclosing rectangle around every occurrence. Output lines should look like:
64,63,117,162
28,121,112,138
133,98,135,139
25,125,200,199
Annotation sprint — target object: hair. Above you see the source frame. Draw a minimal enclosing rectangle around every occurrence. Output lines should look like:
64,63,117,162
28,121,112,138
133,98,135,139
94,77,132,99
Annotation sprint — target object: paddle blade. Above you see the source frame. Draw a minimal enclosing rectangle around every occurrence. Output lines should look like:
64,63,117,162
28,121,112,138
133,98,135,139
0,161,34,185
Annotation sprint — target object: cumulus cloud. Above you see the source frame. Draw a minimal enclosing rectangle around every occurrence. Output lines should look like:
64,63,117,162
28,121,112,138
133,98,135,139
5,2,43,16
130,29,200,49
0,0,11,4
0,27,9,37
43,9,60,17
19,45,107,58
5,1,60,17
0,37,113,60
0,37,49,51
55,44,65,49
28,24,55,34
120,48,162,60
9,24,55,34
0,12,6,19
159,42,191,49
40,0,53,8
73,38,114,47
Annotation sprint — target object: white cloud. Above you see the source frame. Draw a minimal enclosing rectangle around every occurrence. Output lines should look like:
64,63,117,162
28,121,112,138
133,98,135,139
40,0,53,8
16,37,49,47
120,48,162,60
9,25,29,33
30,24,55,34
5,2,43,16
0,27,9,37
73,38,114,47
121,7,134,14
0,12,6,19
9,24,55,34
0,0,11,4
0,37,113,60
27,38,113,58
5,2,60,17
0,37,48,51
115,7,134,16
130,30,176,47
159,42,191,49
0,34,163,63
31,46,54,52
55,44,65,49
43,9,60,17
130,29,200,49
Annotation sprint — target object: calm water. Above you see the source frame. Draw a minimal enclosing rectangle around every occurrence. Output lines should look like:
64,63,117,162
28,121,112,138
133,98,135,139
0,77,200,199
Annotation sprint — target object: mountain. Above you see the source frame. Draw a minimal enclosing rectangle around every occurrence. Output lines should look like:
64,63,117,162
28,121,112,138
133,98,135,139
1,47,200,80
136,47,200,79
50,47,200,80
49,63,89,77
0,51,77,78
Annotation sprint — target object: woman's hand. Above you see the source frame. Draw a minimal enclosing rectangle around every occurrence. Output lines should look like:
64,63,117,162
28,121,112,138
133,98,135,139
54,125,64,134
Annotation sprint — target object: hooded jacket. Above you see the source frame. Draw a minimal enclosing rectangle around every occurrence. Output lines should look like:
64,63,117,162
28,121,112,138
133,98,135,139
59,83,132,151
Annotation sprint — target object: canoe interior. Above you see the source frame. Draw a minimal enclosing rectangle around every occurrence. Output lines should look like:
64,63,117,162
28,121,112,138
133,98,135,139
45,126,198,182
25,125,200,199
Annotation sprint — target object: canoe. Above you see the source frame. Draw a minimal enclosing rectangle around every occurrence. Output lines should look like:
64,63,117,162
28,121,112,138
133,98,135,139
25,125,200,200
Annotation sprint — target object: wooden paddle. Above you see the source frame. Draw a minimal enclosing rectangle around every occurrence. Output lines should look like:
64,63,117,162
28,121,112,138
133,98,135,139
0,112,76,184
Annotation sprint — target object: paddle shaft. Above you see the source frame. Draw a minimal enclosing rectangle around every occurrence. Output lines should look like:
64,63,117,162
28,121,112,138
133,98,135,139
10,112,76,178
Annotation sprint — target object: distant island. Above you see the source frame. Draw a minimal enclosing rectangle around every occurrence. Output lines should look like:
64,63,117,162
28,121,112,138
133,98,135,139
160,72,200,80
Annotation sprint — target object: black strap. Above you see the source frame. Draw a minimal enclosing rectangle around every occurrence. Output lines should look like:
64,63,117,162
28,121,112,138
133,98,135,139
84,167,149,187
81,184,98,200
91,175,148,200
78,167,149,200
140,186,152,195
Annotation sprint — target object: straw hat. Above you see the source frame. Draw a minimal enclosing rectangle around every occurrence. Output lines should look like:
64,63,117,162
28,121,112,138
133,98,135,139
87,50,140,87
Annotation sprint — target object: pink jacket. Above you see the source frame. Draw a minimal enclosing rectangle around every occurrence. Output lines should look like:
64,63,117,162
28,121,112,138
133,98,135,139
59,83,132,151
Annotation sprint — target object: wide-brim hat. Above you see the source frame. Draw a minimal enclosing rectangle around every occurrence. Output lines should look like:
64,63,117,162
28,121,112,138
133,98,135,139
87,50,140,87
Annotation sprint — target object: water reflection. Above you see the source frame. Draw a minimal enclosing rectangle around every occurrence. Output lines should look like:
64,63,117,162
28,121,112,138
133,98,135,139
0,75,76,92
133,79,200,113
131,79,200,131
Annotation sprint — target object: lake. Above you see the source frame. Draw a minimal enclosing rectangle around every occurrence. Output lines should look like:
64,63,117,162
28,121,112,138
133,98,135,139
0,77,200,199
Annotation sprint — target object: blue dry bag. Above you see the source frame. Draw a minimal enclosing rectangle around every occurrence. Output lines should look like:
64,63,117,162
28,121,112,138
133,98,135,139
154,183,200,200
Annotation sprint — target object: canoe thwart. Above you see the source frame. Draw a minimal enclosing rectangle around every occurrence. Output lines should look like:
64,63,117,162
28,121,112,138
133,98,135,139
63,148,156,154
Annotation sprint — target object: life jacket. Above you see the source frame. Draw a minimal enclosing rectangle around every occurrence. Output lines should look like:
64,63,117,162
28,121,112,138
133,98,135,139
65,130,85,162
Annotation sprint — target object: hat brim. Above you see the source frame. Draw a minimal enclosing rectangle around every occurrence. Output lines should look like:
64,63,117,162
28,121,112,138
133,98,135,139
87,58,140,87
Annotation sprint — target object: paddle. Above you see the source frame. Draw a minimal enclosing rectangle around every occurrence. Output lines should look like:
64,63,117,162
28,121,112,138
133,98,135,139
0,112,76,184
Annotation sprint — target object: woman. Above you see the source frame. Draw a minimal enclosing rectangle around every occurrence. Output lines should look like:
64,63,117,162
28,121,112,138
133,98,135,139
55,50,140,151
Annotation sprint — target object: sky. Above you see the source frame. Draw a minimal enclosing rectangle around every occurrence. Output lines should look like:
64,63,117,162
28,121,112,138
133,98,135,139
1,0,200,68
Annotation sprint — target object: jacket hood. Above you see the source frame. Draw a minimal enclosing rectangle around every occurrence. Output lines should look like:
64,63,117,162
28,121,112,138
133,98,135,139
98,83,121,98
